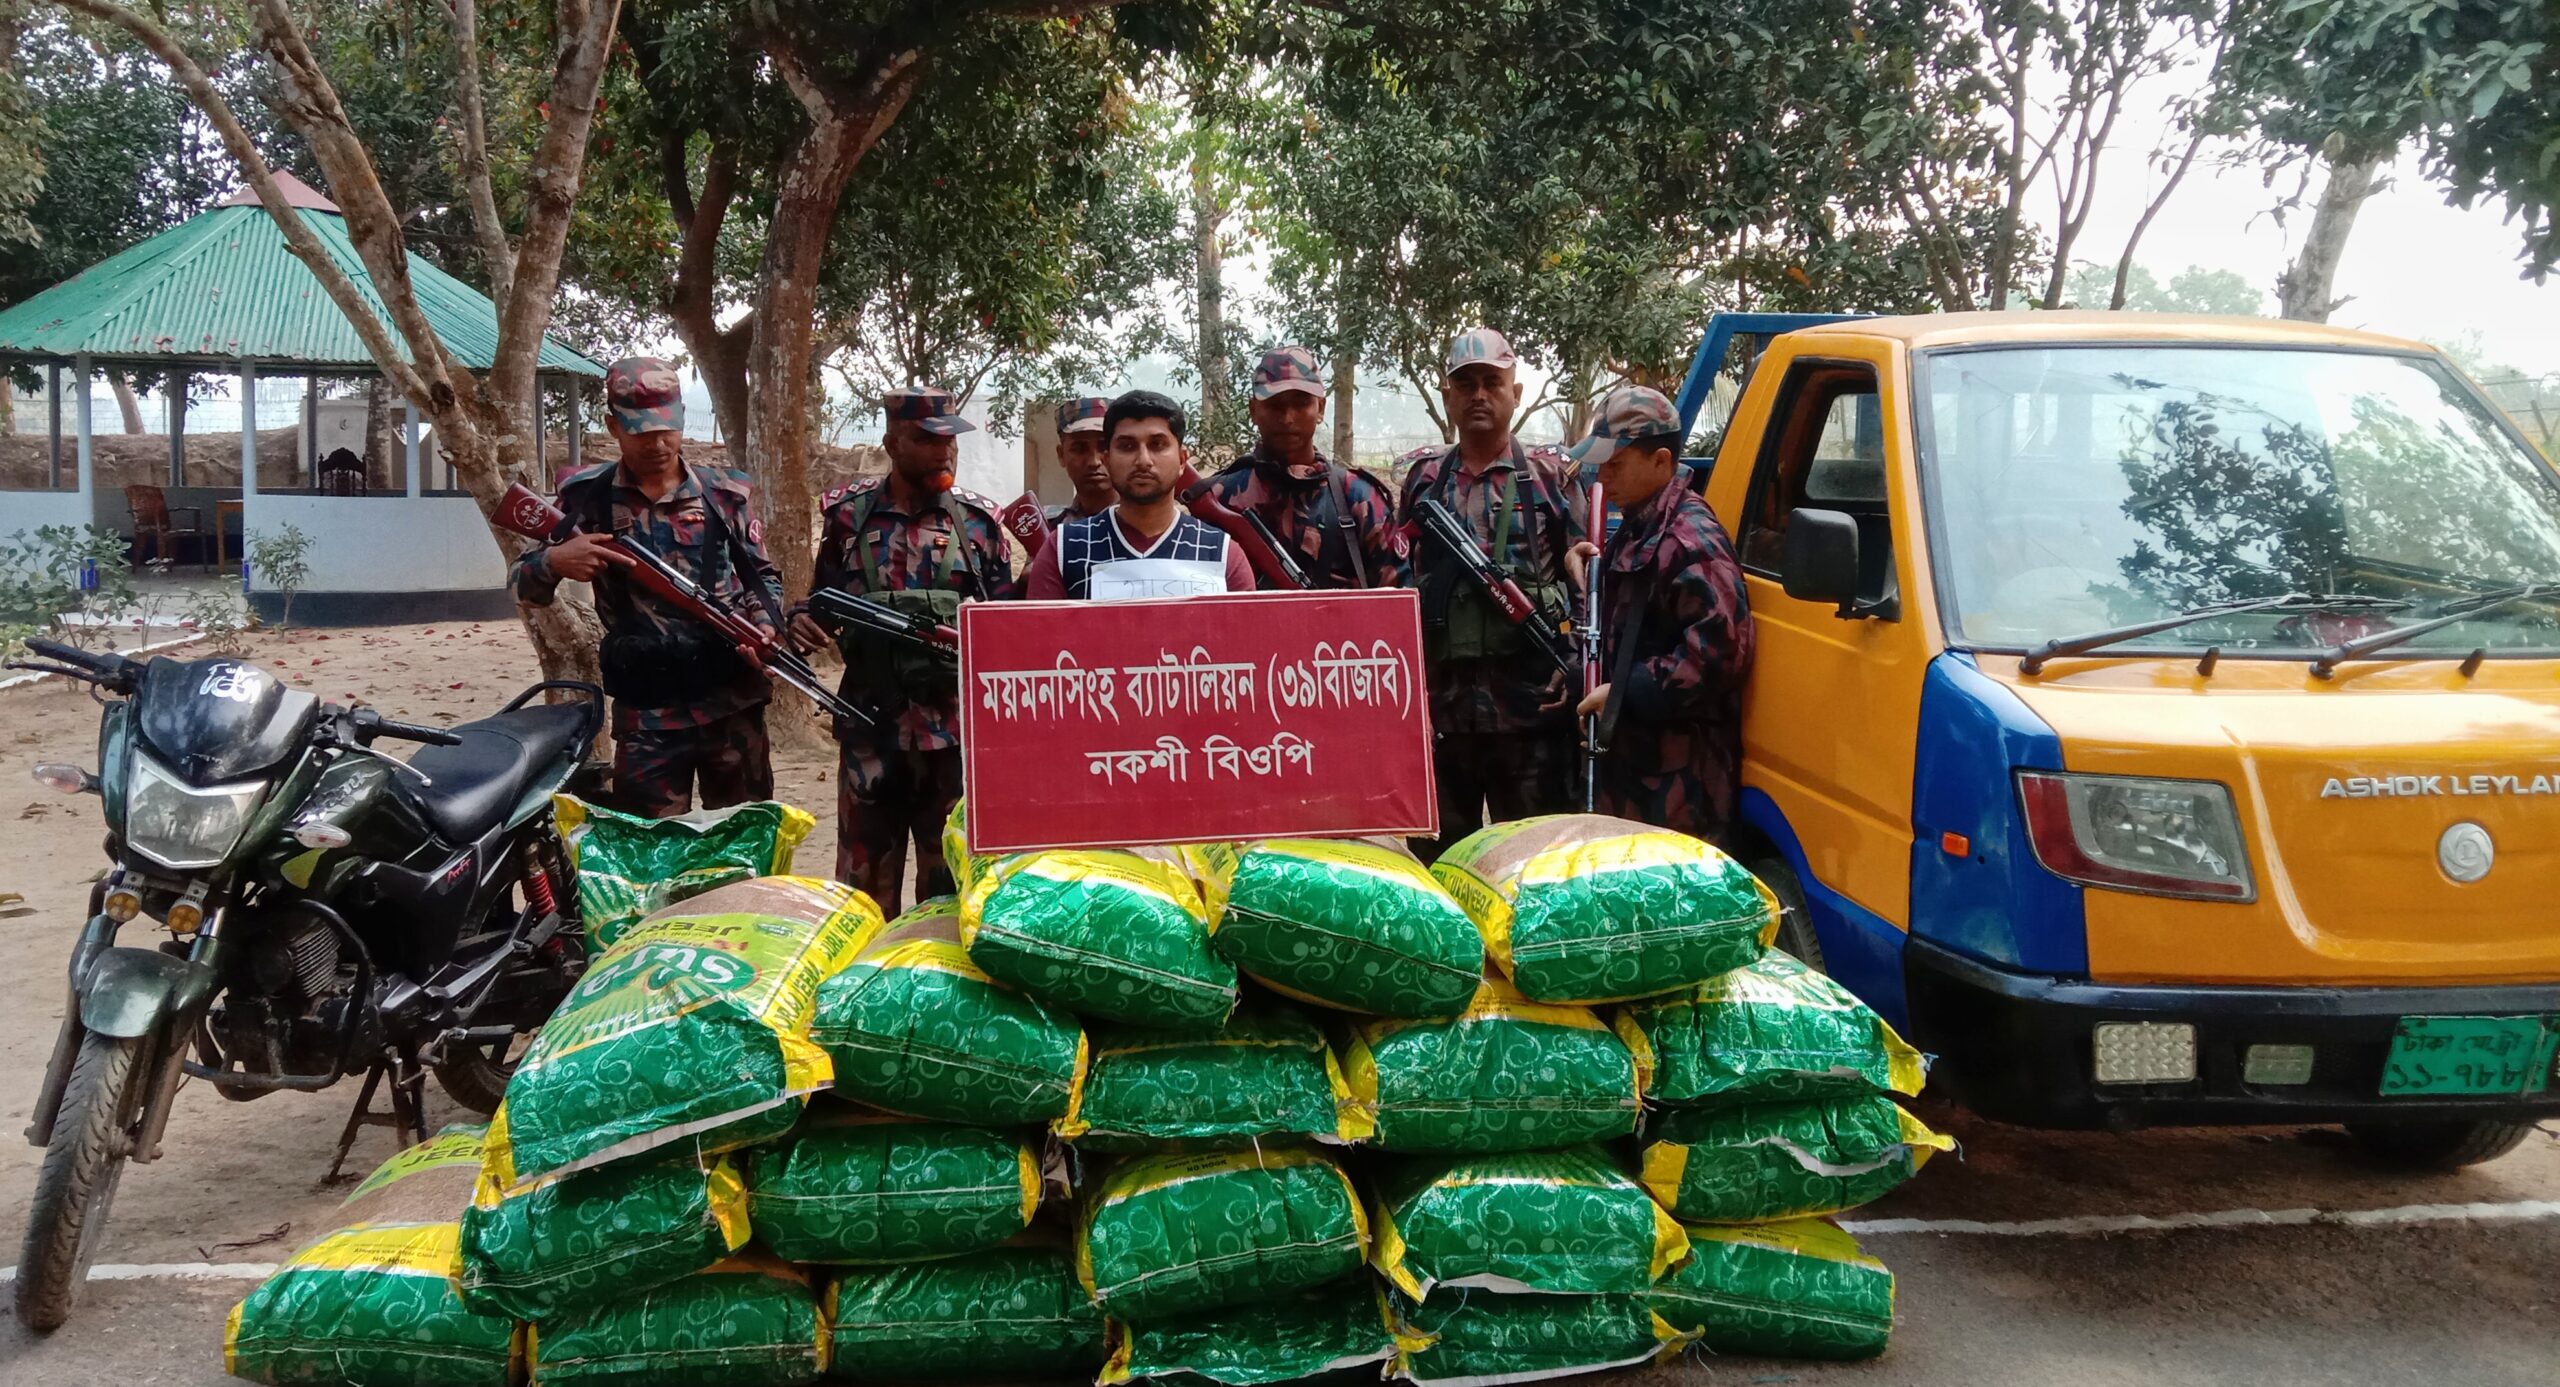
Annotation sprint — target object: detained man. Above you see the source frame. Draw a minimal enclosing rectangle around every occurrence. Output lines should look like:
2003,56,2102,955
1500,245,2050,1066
1026,390,1257,600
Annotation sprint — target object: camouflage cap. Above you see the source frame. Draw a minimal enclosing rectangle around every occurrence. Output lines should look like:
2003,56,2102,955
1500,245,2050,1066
1567,385,1681,464
1445,326,1519,376
884,386,977,437
1251,345,1327,400
604,356,685,435
1055,395,1112,435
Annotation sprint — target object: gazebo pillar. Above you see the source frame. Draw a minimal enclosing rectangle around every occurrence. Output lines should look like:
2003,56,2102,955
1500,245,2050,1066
303,373,320,487
534,377,548,478
168,367,186,485
72,353,95,519
404,399,422,498
46,361,62,488
566,375,583,476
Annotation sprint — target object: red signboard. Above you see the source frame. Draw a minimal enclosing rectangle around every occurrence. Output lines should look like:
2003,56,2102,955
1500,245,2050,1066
958,589,1437,853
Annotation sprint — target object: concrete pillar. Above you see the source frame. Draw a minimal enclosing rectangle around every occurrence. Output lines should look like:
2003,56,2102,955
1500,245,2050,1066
168,367,187,485
566,377,583,476
47,361,62,488
303,373,320,487
404,398,422,498
241,359,258,589
72,353,94,515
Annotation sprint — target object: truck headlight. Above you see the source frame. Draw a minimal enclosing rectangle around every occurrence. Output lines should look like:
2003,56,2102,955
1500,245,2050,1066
2018,771,2255,901
125,754,265,870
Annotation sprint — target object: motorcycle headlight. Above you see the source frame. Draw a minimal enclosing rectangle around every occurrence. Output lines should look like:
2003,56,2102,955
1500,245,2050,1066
125,754,265,870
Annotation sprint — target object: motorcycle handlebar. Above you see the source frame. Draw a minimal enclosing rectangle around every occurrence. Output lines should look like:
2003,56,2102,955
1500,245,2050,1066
347,708,464,747
15,637,139,689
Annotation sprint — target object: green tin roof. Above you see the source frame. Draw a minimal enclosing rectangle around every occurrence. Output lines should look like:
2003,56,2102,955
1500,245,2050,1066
0,175,603,376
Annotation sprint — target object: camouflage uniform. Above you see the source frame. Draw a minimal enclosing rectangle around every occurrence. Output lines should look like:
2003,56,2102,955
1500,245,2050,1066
1399,432,1589,856
513,357,783,818
1198,348,1406,590
1572,386,1754,841
801,389,1017,910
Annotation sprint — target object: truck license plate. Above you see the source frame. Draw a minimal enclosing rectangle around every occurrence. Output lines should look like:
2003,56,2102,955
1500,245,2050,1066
2380,1016,2559,1097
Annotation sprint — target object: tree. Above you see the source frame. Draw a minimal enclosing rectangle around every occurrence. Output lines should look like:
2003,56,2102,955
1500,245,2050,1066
601,0,1206,599
44,0,624,684
2062,260,2266,314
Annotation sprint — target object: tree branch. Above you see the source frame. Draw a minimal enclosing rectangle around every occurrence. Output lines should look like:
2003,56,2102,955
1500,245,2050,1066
485,0,624,415
446,0,514,316
51,0,432,403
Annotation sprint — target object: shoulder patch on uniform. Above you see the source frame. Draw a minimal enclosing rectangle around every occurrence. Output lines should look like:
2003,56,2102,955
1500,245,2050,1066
1524,443,1573,470
820,475,883,510
556,460,617,492
1395,445,1444,470
1343,464,1396,495
701,466,755,496
945,486,1003,519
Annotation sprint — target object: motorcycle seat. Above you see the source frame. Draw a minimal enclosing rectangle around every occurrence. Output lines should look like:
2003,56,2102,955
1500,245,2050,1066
401,703,593,841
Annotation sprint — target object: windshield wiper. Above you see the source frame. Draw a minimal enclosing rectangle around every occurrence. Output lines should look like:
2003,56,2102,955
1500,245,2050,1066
2019,593,2410,675
2309,582,2560,679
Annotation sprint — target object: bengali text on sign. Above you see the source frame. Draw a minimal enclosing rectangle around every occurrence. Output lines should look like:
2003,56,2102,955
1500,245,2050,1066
957,589,1437,853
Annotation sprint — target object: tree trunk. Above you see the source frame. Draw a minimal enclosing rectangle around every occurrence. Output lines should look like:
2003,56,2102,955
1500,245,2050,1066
108,371,145,434
1192,124,1227,428
744,47,923,602
2276,152,2384,323
1330,355,1354,465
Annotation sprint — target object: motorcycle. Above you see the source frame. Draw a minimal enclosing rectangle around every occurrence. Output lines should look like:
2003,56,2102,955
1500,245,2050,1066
6,636,602,1331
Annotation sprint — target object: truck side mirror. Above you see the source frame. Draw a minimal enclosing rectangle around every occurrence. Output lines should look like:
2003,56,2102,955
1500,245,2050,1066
1782,509,1864,615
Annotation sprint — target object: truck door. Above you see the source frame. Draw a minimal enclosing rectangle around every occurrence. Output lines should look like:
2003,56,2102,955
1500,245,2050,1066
1710,340,1938,952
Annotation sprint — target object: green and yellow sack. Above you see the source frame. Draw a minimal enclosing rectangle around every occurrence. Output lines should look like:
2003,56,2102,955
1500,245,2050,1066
1614,949,1925,1108
529,1252,824,1387
812,898,1088,1124
1078,1149,1370,1322
1344,977,1642,1153
457,1146,749,1322
1392,1292,1694,1387
747,1109,1040,1264
557,796,815,949
1193,838,1484,1019
225,1125,518,1387
824,1240,1106,1380
1638,1095,1951,1224
961,848,1238,1030
1649,1217,1894,1361
942,798,998,900
1432,814,1777,1004
483,881,882,1190
1371,1147,1687,1300
1102,1281,1416,1387
1058,1002,1370,1151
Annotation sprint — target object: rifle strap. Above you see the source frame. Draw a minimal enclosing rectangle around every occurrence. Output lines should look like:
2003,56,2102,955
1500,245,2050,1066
1597,571,1649,752
1322,460,1368,589
696,468,785,628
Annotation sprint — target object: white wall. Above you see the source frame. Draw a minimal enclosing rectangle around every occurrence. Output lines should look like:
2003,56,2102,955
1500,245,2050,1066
1,490,97,541
243,494,506,593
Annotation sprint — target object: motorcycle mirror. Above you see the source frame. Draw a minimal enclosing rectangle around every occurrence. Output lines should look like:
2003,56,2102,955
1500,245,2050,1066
31,763,97,795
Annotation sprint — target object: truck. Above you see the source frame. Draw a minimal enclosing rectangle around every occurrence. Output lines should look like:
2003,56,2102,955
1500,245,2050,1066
1672,310,2560,1168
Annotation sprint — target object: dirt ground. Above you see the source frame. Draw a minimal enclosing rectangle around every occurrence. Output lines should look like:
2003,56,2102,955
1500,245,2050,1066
0,619,2554,1385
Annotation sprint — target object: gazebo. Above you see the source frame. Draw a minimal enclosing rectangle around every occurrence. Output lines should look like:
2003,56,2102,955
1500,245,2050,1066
0,172,603,624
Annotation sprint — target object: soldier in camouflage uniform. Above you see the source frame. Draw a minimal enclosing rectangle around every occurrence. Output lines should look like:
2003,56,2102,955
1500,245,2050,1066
1398,328,1589,859
1049,395,1117,529
787,386,1017,911
1569,385,1754,841
1191,345,1406,590
514,357,785,817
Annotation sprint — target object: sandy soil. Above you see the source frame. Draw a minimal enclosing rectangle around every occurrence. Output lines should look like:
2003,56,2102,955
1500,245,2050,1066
0,618,2552,1385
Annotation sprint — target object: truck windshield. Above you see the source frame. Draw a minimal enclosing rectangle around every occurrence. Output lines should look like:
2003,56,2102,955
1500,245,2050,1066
1920,346,2560,658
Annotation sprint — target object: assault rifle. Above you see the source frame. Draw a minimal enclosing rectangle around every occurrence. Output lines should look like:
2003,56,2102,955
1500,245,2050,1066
1581,483,1607,810
492,483,869,726
805,589,960,665
1176,464,1314,591
1404,497,1577,677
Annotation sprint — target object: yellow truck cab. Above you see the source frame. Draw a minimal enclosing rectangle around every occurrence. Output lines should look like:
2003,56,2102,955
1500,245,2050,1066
1681,311,2560,1166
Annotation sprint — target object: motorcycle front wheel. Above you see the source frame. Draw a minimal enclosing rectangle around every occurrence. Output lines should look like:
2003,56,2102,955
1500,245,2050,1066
15,1031,146,1331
